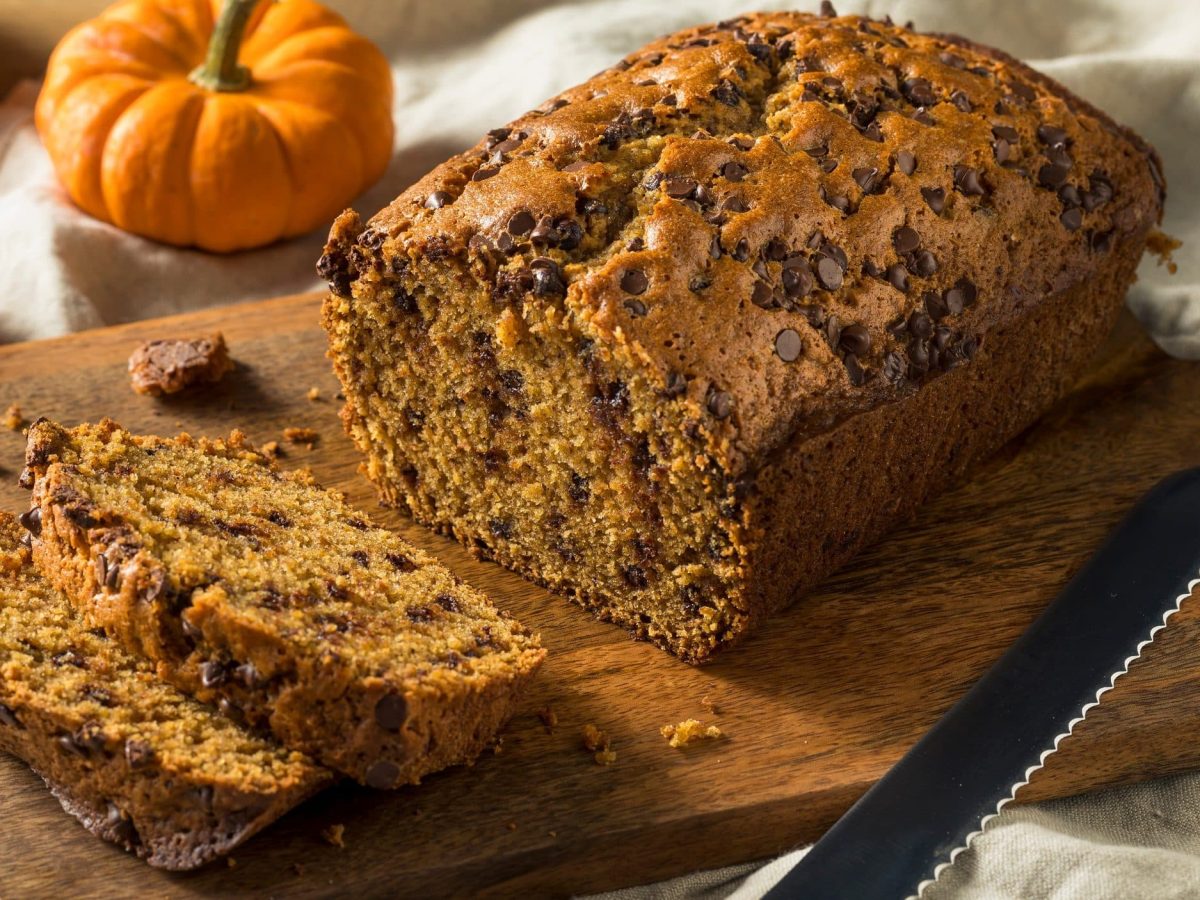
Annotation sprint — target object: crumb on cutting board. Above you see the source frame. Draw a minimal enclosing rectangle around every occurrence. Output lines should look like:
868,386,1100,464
3,403,25,431
581,723,616,765
321,823,346,849
701,693,719,715
127,333,233,396
283,426,319,447
260,440,283,461
226,857,237,869
661,719,723,748
538,705,558,733
306,386,321,401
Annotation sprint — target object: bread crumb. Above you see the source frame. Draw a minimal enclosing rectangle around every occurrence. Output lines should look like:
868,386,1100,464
226,857,237,868
581,723,606,752
492,735,504,755
260,440,283,461
506,821,518,831
321,823,346,848
1147,229,1182,274
283,426,319,448
661,719,723,748
700,694,719,715
306,387,321,401
538,705,558,733
582,723,616,765
548,830,557,838
3,403,25,431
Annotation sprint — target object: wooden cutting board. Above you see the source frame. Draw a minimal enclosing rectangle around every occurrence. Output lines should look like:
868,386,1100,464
1,293,1198,899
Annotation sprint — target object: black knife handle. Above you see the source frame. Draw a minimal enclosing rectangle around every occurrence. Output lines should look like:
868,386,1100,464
768,468,1200,900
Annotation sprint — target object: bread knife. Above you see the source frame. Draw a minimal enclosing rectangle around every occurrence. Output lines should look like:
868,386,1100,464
766,467,1200,900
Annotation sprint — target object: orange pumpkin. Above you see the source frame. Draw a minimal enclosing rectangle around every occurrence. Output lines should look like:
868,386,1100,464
35,0,393,253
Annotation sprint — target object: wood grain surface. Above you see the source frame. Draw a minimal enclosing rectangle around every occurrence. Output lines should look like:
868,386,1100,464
0,293,1198,899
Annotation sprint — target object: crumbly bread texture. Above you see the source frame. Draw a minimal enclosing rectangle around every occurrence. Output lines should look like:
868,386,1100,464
128,333,234,396
19,419,546,787
319,10,1164,661
0,514,329,870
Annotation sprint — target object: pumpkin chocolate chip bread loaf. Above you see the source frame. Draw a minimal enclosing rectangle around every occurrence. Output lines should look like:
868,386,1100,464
19,419,545,787
319,10,1165,661
0,514,329,869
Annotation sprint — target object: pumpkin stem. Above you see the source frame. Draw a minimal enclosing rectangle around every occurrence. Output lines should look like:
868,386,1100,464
188,0,263,92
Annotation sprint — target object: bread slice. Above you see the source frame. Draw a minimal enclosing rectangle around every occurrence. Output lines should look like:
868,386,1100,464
320,10,1163,661
19,419,546,787
0,513,330,870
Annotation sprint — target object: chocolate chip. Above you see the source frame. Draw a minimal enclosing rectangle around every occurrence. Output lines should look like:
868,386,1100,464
17,507,40,537
950,90,973,112
915,250,939,277
0,703,20,729
893,226,921,254
1090,229,1113,253
711,79,743,107
953,166,986,196
530,258,566,297
723,196,750,214
943,286,965,316
1060,208,1083,231
939,51,966,69
1037,124,1069,146
1009,80,1037,102
424,191,452,210
1089,172,1114,204
199,660,227,688
1038,163,1070,189
816,256,843,291
375,693,408,733
993,125,1019,143
620,269,649,295
751,281,776,309
472,166,499,182
709,234,722,259
897,150,917,175
385,552,415,572
852,167,881,193
992,138,1010,163
728,135,754,151
774,329,803,362
918,292,945,322
843,353,866,386
821,187,850,213
436,594,461,614
706,387,733,419
664,176,698,199
886,263,910,292
507,210,535,236
365,759,401,789
820,0,837,16
882,351,908,383
235,662,260,689
733,238,750,262
58,733,88,758
721,162,748,182
921,186,946,214
1059,184,1082,208
820,158,838,174
908,310,933,339
624,298,648,317
663,371,688,398
861,121,883,143
839,323,871,357
124,738,155,770
901,77,936,107
912,108,935,126
782,266,813,298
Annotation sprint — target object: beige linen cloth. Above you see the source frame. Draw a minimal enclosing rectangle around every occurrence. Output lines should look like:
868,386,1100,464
1,1,1197,897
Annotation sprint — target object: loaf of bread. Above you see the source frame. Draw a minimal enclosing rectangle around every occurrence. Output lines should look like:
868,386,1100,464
0,513,329,869
19,419,546,786
319,10,1165,661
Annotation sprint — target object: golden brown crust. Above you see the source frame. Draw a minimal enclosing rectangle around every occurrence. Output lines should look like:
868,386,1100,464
0,514,330,869
320,10,1162,473
319,11,1164,661
19,420,546,785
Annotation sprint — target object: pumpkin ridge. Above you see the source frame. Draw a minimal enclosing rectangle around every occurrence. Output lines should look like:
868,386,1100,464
248,104,298,236
84,18,194,77
102,0,208,68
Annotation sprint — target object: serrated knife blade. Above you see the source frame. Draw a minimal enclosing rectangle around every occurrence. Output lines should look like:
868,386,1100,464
766,467,1200,900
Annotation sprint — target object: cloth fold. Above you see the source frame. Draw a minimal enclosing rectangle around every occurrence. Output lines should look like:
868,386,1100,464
2,1,1198,898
